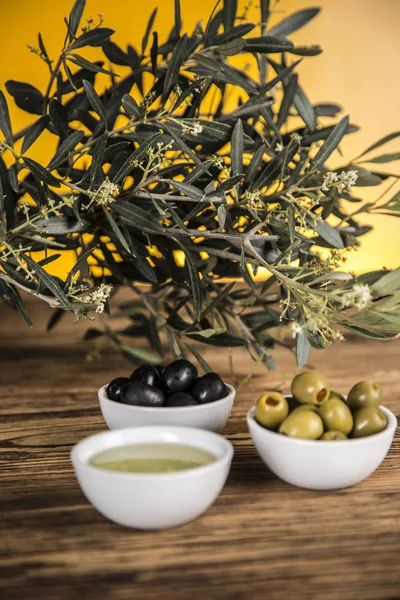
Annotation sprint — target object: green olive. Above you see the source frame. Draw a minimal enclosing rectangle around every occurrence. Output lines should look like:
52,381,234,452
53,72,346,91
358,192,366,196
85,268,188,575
318,397,353,435
290,404,320,415
291,372,330,406
329,390,346,402
320,430,348,441
347,381,383,411
279,410,324,440
351,406,387,438
255,391,289,430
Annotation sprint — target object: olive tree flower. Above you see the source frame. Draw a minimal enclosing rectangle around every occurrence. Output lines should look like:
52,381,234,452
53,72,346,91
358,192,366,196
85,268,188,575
341,284,373,310
83,283,113,314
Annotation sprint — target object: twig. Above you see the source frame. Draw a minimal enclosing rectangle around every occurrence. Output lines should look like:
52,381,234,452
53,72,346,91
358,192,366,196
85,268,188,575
0,272,60,308
134,192,226,204
138,225,279,243
187,243,257,265
244,240,335,299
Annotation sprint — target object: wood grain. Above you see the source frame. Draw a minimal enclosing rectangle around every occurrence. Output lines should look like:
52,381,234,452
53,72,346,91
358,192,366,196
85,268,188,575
0,298,399,600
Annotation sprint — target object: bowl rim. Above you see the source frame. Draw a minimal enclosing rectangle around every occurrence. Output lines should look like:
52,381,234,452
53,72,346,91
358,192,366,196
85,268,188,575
71,424,234,480
247,399,397,447
98,382,235,412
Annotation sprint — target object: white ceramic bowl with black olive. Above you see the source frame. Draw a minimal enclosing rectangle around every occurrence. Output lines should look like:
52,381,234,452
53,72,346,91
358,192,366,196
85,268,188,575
98,360,236,433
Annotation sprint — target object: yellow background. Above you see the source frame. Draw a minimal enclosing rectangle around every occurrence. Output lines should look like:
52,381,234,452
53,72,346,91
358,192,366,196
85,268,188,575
1,0,399,275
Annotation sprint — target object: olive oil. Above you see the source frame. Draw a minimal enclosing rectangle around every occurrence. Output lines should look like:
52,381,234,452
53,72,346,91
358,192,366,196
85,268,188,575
90,443,216,473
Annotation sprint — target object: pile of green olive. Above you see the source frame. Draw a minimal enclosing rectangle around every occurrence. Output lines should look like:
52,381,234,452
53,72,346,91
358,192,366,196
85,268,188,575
255,372,387,440
106,359,227,407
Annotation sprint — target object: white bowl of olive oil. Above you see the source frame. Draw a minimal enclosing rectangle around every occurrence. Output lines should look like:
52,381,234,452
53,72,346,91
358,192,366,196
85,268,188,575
98,383,235,433
71,426,233,529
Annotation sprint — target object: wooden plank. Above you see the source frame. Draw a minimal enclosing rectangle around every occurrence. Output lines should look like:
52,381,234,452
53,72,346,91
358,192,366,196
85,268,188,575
0,299,399,600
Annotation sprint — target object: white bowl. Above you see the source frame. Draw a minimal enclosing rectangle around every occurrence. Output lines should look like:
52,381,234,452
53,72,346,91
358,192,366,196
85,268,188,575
98,383,235,432
71,426,233,529
247,400,397,490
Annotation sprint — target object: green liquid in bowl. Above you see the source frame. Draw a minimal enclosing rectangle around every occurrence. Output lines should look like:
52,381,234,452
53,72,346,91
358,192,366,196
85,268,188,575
90,443,216,473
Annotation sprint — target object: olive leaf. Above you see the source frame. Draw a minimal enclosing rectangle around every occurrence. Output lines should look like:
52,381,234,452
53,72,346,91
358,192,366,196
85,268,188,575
357,131,400,159
142,8,157,54
24,157,61,187
163,34,189,102
245,35,294,53
268,8,320,36
89,132,108,184
260,0,270,30
102,40,131,66
166,179,205,200
174,0,182,37
371,268,400,297
112,200,164,234
311,115,350,168
5,81,43,115
231,118,243,177
65,247,95,288
288,45,322,56
277,73,298,129
0,176,5,232
22,116,49,154
214,23,255,45
47,129,85,169
102,207,131,254
294,84,316,130
49,99,70,139
0,91,14,148
0,281,33,327
362,152,400,164
122,94,142,118
83,80,107,126
22,253,71,309
67,54,116,77
69,0,86,38
216,38,245,56
218,205,227,230
295,329,311,367
69,27,114,50
173,239,202,319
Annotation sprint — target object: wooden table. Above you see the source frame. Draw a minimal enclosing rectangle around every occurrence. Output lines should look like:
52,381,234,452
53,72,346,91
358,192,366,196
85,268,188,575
1,298,399,600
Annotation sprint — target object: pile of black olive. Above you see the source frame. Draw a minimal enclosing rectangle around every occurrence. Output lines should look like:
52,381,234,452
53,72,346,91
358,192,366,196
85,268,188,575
106,359,227,407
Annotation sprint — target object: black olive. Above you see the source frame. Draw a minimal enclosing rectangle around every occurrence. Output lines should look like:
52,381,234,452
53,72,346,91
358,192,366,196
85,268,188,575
130,364,159,386
106,377,130,402
157,379,170,396
121,381,165,407
154,365,164,378
161,359,198,393
165,392,198,407
192,373,226,404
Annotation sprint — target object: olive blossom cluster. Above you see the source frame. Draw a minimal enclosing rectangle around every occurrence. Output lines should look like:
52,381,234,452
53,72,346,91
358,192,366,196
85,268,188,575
82,283,113,314
181,122,203,136
341,284,373,310
322,170,359,193
244,189,263,210
289,316,345,346
88,180,120,207
1,243,36,283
